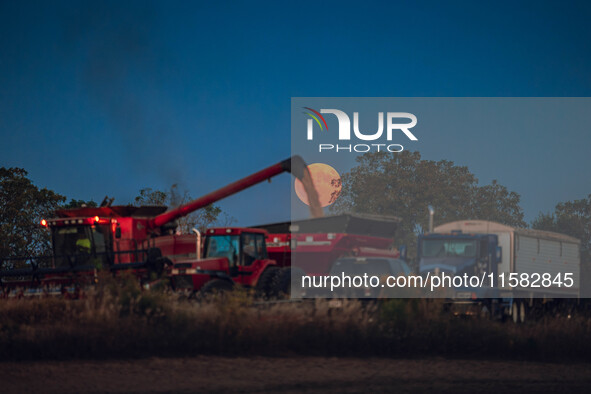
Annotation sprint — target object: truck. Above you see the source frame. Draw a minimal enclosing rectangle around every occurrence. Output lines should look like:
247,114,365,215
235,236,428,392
0,156,315,297
418,220,581,322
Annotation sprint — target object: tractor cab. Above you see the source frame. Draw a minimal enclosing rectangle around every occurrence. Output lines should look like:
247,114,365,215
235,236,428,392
203,228,268,275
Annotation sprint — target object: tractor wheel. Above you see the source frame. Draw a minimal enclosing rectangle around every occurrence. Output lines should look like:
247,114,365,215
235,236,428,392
256,266,280,298
200,279,233,298
273,267,306,298
148,257,172,278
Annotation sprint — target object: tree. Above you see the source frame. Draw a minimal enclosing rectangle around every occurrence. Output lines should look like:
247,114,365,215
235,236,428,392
331,151,526,259
0,167,66,259
134,188,167,206
532,195,591,263
470,180,525,227
62,199,98,209
134,184,235,233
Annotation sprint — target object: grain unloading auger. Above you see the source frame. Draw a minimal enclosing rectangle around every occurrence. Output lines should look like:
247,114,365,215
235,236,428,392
0,156,316,296
148,155,317,229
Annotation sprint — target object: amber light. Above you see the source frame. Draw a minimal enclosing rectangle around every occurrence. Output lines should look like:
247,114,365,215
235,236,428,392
94,216,100,222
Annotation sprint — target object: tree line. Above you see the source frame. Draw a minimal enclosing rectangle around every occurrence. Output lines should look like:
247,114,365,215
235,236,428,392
1,153,590,265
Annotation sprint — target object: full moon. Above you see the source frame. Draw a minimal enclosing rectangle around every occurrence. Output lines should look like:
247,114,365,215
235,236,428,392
295,163,342,207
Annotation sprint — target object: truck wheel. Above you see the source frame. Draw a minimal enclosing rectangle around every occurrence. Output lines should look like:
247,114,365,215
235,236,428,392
479,304,491,320
519,301,527,324
511,301,527,324
256,266,280,298
511,302,519,323
200,279,233,297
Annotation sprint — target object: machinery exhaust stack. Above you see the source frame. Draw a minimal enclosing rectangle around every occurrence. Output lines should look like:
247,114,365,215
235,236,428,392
428,205,435,233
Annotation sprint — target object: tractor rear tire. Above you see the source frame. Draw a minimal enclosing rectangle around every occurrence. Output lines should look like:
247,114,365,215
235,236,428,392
200,279,233,298
256,266,280,298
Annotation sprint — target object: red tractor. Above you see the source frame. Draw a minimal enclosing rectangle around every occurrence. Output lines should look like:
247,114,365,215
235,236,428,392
0,156,312,297
171,227,282,296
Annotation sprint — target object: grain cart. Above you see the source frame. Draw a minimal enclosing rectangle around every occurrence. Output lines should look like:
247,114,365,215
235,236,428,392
259,214,404,296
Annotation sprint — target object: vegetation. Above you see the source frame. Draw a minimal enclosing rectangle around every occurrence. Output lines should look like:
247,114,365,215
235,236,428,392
1,281,590,361
62,199,98,209
134,184,235,233
533,194,591,263
533,195,591,296
0,167,65,258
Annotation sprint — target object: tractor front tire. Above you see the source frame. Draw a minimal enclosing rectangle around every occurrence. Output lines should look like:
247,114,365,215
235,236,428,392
200,279,233,298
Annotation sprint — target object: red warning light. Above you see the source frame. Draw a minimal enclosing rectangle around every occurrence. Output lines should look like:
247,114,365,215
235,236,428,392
40,219,48,227
94,216,100,222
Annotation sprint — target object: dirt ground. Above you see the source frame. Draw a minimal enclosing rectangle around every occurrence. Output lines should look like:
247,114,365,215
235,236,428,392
2,356,591,393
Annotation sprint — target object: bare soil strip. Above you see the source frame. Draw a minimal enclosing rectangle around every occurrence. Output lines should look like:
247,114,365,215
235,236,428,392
2,356,591,393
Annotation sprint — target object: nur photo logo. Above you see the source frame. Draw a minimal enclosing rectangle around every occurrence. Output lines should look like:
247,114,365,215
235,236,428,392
303,107,418,153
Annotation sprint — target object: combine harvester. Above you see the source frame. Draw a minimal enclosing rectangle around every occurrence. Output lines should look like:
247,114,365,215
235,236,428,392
0,156,403,299
0,156,313,297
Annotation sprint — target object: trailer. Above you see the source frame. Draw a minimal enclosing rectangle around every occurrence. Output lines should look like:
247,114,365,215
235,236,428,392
257,214,403,296
418,220,581,322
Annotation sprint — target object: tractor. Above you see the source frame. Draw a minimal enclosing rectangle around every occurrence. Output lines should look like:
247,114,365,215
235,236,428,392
171,227,281,296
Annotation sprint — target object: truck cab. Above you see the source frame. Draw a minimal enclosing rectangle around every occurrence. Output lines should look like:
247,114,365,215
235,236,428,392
418,231,501,278
417,231,503,304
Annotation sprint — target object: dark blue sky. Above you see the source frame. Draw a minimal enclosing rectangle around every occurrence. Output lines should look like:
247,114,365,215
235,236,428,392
1,0,590,225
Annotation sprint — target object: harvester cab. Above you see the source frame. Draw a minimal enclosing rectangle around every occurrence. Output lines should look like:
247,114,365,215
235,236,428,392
44,214,116,269
170,227,280,296
29,204,178,288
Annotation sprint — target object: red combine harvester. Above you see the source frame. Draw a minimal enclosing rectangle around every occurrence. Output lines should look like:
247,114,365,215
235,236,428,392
0,156,310,297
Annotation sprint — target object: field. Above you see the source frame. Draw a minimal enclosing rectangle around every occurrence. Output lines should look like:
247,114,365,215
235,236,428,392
1,274,591,392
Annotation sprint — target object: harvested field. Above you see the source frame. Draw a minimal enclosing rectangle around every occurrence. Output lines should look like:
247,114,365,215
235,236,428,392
2,356,591,393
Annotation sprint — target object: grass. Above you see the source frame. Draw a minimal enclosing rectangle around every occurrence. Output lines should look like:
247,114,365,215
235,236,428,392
1,273,591,361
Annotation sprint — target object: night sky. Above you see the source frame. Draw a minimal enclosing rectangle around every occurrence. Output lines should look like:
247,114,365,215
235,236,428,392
1,0,590,225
